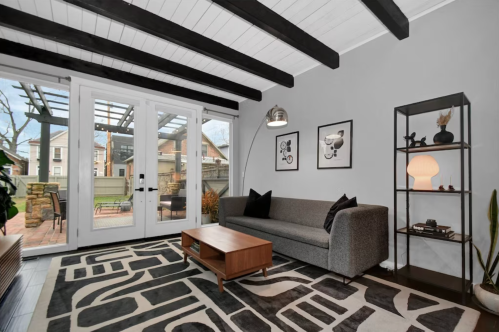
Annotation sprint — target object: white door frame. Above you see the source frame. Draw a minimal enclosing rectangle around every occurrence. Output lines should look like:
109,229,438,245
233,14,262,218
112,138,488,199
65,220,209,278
72,77,203,247
0,70,77,257
145,102,199,237
201,111,235,199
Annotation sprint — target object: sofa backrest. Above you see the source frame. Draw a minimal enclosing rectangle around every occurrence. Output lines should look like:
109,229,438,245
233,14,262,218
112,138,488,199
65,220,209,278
268,197,334,228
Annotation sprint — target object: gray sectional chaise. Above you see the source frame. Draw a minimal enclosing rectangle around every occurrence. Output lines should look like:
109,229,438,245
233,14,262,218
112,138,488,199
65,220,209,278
219,196,388,278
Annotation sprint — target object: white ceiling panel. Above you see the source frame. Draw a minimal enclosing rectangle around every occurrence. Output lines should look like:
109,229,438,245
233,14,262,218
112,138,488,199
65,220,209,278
0,0,455,103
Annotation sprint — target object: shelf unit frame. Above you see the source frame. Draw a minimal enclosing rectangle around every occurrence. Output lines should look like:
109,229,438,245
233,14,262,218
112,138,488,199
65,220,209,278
394,92,472,304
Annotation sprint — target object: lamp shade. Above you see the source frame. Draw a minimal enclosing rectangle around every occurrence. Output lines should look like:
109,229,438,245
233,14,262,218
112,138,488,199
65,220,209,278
266,105,288,127
407,155,440,190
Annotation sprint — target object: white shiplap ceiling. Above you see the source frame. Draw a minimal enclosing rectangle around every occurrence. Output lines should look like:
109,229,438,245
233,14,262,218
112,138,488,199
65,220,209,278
0,0,454,104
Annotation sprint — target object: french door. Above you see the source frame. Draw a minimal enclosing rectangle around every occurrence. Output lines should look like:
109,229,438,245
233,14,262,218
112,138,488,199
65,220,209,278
77,84,200,247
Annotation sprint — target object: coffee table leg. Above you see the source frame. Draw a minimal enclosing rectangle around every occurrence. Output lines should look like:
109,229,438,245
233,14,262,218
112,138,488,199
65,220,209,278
217,274,224,292
262,268,268,277
183,252,188,263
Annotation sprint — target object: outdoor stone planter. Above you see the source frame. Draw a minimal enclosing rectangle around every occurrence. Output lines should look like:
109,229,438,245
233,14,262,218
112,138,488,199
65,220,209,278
168,182,180,195
25,182,59,228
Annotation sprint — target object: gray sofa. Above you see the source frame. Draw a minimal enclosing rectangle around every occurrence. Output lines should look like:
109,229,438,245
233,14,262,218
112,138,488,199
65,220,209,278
219,196,388,278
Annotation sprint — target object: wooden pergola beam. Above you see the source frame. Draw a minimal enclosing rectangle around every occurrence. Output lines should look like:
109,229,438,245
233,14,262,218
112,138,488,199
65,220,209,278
20,83,43,113
117,105,133,127
62,0,294,88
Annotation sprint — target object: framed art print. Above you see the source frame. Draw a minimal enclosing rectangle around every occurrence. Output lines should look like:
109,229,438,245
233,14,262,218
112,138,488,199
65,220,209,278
317,120,353,169
276,131,299,171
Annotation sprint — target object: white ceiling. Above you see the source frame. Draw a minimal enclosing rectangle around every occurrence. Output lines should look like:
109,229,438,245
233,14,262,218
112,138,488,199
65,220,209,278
0,0,454,104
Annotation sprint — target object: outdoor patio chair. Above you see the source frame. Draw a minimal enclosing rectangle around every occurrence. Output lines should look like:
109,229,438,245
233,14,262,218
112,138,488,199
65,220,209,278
158,190,186,221
49,191,66,233
94,195,133,214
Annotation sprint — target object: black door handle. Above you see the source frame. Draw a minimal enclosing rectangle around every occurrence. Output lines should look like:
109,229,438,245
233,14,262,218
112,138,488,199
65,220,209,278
148,188,158,192
135,188,144,192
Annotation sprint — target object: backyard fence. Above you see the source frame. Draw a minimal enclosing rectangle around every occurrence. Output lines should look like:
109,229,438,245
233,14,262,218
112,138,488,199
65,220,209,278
11,176,126,197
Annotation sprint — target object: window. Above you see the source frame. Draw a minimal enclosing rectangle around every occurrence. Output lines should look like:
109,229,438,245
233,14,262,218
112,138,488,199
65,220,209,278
53,166,62,176
4,166,12,175
202,144,208,157
120,145,133,161
37,145,40,159
119,169,125,177
94,168,98,176
53,147,62,160
94,150,99,162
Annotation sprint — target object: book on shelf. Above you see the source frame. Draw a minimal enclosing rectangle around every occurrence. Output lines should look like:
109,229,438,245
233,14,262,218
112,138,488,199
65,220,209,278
412,223,452,233
190,241,200,253
409,228,455,238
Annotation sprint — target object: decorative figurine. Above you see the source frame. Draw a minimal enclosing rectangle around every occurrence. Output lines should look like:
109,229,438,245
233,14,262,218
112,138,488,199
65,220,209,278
404,132,428,148
439,175,445,191
426,219,437,227
448,176,455,191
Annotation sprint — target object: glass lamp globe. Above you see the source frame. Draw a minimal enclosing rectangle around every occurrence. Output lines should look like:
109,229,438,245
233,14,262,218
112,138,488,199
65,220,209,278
407,155,440,190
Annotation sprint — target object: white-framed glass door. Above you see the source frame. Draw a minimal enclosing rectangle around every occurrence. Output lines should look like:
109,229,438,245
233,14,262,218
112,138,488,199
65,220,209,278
78,86,147,247
77,83,201,247
144,102,198,237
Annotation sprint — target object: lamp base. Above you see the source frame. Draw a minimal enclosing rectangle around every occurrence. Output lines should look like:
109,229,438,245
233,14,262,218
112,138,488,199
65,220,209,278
413,177,433,190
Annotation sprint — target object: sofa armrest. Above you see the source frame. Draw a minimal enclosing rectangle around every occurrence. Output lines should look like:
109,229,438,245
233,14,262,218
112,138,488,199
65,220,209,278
218,196,247,227
328,205,388,278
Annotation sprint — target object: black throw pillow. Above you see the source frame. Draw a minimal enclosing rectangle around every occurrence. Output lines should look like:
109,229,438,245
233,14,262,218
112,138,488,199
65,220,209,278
244,189,272,219
324,195,358,233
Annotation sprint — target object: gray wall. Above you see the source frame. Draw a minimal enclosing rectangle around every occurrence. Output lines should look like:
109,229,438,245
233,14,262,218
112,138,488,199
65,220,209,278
238,0,499,281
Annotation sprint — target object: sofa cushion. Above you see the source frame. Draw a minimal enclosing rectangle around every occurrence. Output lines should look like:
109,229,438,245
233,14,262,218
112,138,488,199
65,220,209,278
324,196,358,233
226,216,329,249
244,189,272,219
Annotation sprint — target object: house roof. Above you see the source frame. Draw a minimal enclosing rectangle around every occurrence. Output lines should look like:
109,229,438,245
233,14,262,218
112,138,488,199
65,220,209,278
29,130,105,149
0,147,28,162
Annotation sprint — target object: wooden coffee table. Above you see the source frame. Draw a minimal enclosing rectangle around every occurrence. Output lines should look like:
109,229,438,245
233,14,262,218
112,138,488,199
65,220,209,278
181,226,272,292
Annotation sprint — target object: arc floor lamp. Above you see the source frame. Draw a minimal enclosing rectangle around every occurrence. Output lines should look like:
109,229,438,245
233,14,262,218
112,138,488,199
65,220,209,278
242,105,289,195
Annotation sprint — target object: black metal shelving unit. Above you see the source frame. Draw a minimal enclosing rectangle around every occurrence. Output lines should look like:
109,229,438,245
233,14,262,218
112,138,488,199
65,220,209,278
394,92,472,304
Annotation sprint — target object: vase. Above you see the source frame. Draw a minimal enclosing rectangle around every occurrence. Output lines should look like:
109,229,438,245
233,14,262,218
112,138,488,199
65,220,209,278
474,284,499,314
433,125,454,144
201,214,211,225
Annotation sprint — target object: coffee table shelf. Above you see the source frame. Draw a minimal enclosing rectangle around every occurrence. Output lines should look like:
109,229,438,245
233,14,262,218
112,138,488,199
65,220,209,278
181,226,272,292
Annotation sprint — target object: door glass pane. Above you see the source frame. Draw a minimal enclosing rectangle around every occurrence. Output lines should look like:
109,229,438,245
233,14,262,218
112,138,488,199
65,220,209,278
201,118,230,225
0,77,70,248
93,99,134,229
157,111,187,222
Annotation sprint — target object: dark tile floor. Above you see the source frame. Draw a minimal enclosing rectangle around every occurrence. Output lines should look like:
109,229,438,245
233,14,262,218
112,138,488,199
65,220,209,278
0,238,497,332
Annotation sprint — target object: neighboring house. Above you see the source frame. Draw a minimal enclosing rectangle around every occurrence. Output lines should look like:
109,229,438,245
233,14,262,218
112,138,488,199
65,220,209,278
0,141,29,175
110,135,133,177
125,133,228,181
28,130,106,176
218,144,229,160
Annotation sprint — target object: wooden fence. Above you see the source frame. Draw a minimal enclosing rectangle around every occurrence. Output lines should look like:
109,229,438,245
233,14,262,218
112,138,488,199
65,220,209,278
11,176,126,197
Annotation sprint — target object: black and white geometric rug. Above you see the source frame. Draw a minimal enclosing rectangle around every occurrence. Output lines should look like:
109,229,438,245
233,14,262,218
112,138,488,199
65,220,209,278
29,238,479,332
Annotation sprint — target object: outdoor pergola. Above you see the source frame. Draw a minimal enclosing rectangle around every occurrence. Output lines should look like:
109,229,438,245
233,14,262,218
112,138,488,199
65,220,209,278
14,83,209,180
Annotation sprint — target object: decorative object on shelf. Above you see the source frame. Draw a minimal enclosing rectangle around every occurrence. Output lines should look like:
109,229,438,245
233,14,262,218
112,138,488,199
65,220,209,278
407,155,439,190
0,150,19,235
448,176,455,191
426,219,437,227
201,189,219,224
242,105,288,194
404,132,427,147
276,131,299,171
439,175,445,191
317,120,353,169
434,106,455,144
473,190,499,314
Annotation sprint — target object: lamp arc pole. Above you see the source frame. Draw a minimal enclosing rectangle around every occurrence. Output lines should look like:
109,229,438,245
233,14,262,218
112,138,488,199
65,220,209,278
241,105,289,196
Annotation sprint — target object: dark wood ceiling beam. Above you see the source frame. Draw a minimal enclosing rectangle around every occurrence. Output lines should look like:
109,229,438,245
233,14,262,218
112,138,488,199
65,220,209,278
0,40,238,110
212,0,339,70
360,0,409,40
62,0,294,88
0,5,260,101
